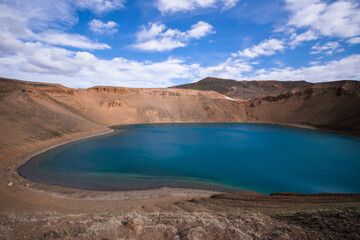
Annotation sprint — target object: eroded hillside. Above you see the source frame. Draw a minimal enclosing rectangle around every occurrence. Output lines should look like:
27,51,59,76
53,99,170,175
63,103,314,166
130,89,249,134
243,80,360,134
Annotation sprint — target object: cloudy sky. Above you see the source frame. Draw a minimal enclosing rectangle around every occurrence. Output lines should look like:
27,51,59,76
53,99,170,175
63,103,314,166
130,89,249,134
0,0,359,88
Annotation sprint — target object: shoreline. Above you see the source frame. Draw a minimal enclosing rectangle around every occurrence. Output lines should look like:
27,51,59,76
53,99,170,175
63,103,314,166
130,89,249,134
10,121,360,201
0,121,359,216
11,127,114,181
7,125,221,206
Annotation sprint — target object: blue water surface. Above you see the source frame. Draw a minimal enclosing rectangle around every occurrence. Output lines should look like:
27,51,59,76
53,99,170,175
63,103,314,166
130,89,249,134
18,123,360,193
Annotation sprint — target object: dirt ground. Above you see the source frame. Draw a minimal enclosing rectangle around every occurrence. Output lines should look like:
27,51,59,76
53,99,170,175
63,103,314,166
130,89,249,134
1,192,360,240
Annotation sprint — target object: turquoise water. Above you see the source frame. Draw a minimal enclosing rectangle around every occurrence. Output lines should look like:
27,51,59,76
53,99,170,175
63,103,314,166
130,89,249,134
18,123,360,193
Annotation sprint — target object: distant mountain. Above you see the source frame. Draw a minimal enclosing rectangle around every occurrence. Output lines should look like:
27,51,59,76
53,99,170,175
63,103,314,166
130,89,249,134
171,77,310,99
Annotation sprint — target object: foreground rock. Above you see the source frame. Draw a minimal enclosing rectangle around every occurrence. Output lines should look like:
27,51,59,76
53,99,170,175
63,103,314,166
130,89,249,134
0,204,359,239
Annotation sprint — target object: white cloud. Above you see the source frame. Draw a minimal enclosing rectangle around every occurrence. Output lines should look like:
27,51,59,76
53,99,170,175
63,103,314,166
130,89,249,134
136,22,166,42
76,0,126,14
285,0,360,38
0,32,253,87
0,47,196,88
195,57,253,80
246,54,360,82
0,0,78,31
157,0,239,14
310,41,343,55
222,0,240,10
235,39,285,59
309,60,320,65
133,21,214,52
289,30,318,48
0,25,194,87
36,31,111,50
89,19,119,34
0,32,24,55
22,47,82,74
0,1,111,51
0,40,97,75
133,39,186,52
187,21,214,39
347,36,360,45
158,0,215,14
0,27,110,50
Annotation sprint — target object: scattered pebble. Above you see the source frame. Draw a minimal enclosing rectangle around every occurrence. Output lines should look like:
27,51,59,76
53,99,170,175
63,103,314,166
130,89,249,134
126,216,144,235
7,182,13,187
25,184,30,187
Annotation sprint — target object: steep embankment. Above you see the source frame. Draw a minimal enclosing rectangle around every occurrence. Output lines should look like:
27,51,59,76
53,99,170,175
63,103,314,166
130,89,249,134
44,85,246,125
243,80,360,134
172,77,310,99
0,79,106,162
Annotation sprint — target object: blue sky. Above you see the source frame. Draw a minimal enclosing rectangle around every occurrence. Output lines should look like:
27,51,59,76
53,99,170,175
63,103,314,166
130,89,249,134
0,0,359,88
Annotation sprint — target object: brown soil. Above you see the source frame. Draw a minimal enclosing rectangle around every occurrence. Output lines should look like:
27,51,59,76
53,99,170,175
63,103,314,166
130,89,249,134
243,80,360,135
1,192,359,239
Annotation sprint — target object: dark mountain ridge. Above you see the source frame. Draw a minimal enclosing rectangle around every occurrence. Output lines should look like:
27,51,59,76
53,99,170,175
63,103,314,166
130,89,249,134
171,77,311,99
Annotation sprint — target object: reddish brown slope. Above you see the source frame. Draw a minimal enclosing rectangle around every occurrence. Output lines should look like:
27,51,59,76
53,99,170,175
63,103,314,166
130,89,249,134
243,80,360,134
40,85,246,125
0,79,106,161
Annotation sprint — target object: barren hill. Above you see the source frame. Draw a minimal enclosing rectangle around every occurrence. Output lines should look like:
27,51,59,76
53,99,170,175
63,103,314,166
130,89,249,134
242,80,360,134
171,77,310,99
